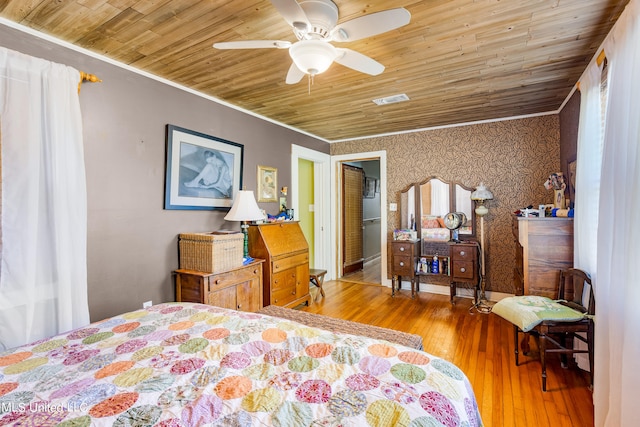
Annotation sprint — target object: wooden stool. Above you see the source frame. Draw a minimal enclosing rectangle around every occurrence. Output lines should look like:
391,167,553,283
309,269,327,301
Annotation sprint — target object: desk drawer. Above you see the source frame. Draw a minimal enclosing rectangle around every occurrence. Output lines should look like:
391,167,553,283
392,255,415,276
272,252,308,273
207,267,258,292
272,285,297,306
392,242,415,256
452,261,474,280
451,245,475,261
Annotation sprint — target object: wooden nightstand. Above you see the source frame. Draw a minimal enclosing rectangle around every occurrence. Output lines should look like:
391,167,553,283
175,259,264,312
388,239,420,298
449,241,480,304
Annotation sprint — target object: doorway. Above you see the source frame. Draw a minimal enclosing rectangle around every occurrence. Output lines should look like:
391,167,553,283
331,151,389,286
291,145,332,278
341,164,364,275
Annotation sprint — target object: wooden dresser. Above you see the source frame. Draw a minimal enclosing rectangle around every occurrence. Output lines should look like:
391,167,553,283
175,259,264,312
512,215,574,297
248,222,311,308
388,239,420,298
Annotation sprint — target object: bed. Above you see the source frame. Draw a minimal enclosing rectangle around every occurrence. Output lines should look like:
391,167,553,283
421,216,451,243
0,302,482,426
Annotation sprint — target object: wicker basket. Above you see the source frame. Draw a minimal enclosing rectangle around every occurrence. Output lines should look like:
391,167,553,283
179,232,244,273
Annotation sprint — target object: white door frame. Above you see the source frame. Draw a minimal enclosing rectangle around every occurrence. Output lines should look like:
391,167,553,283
291,145,332,279
330,150,390,286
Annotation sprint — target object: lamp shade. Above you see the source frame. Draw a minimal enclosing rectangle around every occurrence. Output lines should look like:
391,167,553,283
289,40,337,76
224,190,264,222
471,183,494,201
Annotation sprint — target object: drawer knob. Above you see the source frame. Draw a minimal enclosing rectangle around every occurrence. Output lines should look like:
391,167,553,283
460,251,465,256
253,269,258,274
400,247,405,252
460,267,466,273
291,291,296,295
215,279,221,284
399,262,404,267
237,304,241,309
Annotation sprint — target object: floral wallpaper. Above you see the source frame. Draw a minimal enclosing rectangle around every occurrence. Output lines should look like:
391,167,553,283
331,115,561,294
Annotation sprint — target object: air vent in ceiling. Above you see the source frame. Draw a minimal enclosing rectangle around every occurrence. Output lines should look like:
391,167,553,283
372,93,410,105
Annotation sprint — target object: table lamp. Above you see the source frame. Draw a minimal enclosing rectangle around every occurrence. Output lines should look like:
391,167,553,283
224,190,264,260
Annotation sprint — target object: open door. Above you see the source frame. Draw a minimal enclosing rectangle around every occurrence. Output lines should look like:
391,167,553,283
291,145,331,278
342,164,364,275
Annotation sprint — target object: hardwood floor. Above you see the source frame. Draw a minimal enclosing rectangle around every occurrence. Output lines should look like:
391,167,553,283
340,256,381,284
303,279,594,427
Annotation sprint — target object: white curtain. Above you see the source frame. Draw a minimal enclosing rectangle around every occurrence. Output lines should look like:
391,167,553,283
430,179,450,217
594,0,640,425
575,60,603,277
0,47,89,350
573,52,604,371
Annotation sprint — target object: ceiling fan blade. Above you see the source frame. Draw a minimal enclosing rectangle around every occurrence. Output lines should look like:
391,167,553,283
331,8,411,42
286,63,305,84
270,0,310,32
334,48,384,75
213,40,291,49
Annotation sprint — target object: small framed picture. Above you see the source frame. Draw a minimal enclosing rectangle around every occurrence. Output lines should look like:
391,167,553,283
364,176,376,198
257,165,278,202
164,125,243,210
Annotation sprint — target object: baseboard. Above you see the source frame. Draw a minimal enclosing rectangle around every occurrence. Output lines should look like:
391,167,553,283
387,278,514,302
364,255,381,265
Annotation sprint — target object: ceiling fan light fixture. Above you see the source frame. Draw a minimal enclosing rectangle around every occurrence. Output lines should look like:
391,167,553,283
289,40,337,75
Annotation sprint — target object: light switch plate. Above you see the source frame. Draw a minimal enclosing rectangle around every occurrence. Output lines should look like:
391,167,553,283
389,203,397,211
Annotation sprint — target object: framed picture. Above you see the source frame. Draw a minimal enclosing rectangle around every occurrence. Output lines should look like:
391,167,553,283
164,124,243,210
364,176,376,198
568,159,577,204
257,165,278,202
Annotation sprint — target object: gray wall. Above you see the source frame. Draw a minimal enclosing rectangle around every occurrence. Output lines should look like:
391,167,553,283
1,23,329,321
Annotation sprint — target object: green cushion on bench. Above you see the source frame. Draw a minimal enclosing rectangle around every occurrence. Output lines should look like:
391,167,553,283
492,295,586,332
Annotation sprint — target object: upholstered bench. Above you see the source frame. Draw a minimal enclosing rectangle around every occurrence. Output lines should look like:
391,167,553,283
258,305,423,350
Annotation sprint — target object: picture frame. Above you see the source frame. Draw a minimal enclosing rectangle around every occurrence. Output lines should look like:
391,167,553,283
567,158,577,205
364,176,376,198
257,165,278,202
164,124,243,210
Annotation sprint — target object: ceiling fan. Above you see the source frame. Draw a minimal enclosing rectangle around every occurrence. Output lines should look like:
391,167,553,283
213,0,411,84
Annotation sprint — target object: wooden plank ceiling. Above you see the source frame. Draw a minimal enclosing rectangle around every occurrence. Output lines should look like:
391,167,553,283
0,0,628,141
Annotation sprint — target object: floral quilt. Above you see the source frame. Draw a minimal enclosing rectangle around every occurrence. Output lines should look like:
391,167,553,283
0,302,482,426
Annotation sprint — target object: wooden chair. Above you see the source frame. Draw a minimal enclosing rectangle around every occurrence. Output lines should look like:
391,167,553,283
514,268,595,391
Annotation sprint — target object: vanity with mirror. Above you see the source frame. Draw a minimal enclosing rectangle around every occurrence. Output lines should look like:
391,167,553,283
393,176,480,303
